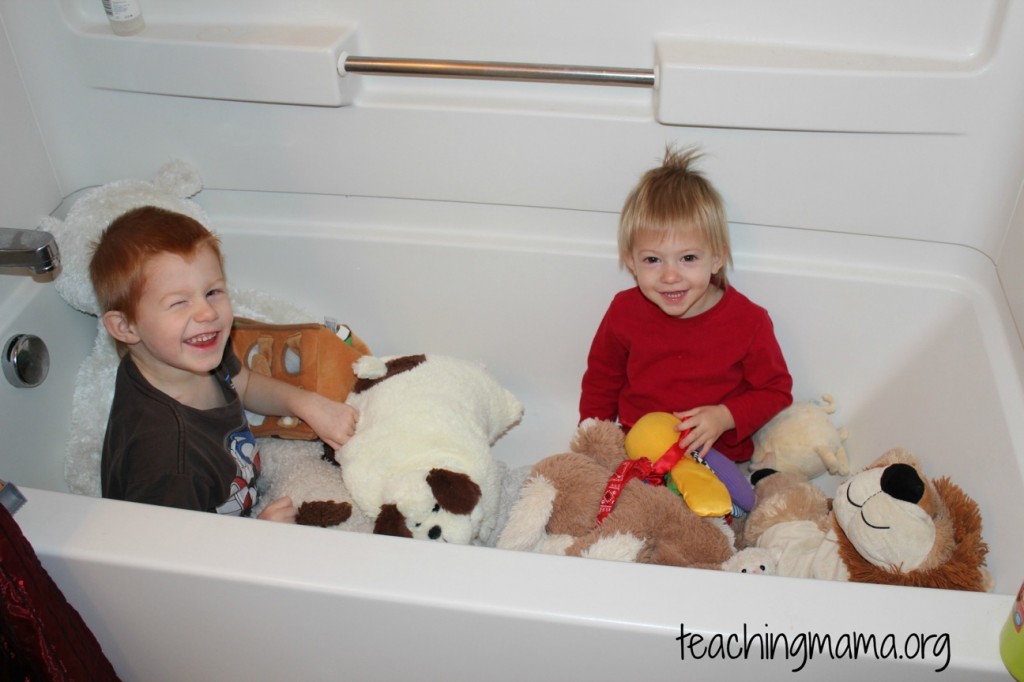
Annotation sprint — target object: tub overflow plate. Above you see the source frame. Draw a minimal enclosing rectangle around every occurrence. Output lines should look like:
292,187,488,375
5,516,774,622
3,334,49,388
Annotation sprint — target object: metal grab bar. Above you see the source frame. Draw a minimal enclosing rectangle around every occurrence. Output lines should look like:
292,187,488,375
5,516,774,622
339,55,656,88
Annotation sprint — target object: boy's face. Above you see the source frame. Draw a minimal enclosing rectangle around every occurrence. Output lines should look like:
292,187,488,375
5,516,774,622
625,228,724,319
113,246,233,384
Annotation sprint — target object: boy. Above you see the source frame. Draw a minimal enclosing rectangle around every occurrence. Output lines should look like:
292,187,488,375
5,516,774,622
579,148,792,511
91,206,359,521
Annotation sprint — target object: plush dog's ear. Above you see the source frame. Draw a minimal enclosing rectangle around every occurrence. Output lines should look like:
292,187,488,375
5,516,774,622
373,504,413,537
427,469,481,515
296,500,352,527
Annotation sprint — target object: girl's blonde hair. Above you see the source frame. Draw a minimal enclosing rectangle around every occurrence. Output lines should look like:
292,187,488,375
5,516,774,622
618,147,732,287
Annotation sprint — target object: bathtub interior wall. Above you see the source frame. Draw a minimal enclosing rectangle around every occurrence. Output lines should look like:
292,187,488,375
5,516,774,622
2,2,1021,254
0,278,95,492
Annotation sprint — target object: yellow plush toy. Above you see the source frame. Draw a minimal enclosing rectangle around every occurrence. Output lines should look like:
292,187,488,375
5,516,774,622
623,412,733,518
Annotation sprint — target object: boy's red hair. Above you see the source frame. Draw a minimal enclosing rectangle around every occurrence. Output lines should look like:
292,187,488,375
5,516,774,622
89,205,223,323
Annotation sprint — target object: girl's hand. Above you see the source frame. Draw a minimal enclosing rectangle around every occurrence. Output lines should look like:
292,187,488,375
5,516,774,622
258,496,298,523
672,405,735,458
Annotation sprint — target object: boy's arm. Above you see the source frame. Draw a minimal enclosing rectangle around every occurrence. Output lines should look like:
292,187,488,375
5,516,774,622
233,364,358,450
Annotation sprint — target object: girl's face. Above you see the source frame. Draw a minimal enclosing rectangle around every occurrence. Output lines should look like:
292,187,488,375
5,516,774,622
625,229,724,318
123,246,233,388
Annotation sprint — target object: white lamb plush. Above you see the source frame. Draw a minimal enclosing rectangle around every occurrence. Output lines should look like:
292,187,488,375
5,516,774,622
339,354,524,545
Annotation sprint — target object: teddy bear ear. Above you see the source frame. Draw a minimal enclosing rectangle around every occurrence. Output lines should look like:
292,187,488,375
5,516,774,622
45,161,212,317
153,159,203,199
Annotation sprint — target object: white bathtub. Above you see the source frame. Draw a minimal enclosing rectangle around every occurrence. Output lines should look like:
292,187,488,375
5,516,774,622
3,1,1024,679
0,187,1021,680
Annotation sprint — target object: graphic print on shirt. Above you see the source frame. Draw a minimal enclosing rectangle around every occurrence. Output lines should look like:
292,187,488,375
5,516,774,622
215,429,261,516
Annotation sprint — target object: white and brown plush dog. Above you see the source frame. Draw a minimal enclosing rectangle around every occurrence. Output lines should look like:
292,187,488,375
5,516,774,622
337,354,523,545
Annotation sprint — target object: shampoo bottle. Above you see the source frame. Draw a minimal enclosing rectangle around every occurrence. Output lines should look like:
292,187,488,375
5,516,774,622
101,0,145,36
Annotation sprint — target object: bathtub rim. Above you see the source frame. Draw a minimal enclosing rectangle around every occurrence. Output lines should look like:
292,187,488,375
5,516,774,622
16,485,1016,680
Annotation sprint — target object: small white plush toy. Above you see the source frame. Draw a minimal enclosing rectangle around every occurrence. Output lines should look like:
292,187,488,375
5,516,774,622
721,546,781,575
749,394,850,479
339,354,524,545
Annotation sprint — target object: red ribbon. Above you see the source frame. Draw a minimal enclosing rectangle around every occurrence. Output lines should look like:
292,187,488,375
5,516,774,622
651,440,687,477
596,458,655,525
595,429,693,526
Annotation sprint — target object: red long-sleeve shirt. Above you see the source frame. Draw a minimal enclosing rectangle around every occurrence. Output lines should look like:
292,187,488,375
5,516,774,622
579,286,793,462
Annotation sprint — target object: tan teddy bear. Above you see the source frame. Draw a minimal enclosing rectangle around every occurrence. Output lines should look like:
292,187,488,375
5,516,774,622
750,394,850,478
498,419,735,569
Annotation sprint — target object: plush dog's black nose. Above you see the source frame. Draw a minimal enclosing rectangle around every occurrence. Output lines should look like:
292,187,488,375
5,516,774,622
880,462,925,504
428,525,442,540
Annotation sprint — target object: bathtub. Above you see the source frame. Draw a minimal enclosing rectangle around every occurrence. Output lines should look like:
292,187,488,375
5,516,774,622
0,186,1020,680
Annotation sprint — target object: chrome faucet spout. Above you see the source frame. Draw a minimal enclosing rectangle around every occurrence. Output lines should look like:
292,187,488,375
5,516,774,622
0,228,60,274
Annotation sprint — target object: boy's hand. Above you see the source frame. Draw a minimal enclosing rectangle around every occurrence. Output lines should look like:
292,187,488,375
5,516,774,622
235,366,360,450
297,393,359,451
673,404,734,458
258,496,298,523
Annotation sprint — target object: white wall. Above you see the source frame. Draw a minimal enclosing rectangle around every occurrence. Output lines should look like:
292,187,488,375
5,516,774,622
3,0,1024,389
998,181,1024,349
0,10,59,230
1,0,1022,261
